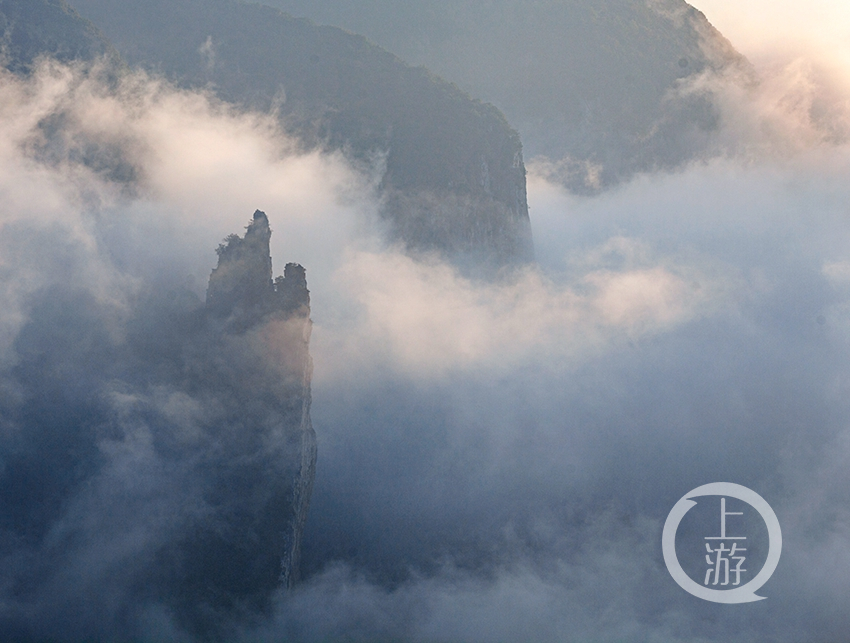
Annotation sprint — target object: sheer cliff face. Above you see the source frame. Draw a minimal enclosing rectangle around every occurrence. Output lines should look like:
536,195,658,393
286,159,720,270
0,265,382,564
0,211,315,640
261,0,749,192
167,210,316,632
66,0,533,266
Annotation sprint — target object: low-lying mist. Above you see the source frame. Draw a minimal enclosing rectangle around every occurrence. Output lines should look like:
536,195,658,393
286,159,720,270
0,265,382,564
2,52,850,642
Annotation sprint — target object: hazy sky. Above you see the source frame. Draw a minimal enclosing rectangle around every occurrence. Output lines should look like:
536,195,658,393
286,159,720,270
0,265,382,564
693,0,850,71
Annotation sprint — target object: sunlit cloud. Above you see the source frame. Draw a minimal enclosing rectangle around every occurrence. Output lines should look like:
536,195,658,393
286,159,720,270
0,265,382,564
691,0,850,71
4,25,850,638
311,245,718,380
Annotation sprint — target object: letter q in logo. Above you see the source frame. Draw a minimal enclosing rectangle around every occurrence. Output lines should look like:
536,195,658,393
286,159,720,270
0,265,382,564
662,482,782,604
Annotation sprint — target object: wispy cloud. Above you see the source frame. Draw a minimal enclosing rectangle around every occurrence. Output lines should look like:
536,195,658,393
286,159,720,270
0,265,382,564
2,46,850,641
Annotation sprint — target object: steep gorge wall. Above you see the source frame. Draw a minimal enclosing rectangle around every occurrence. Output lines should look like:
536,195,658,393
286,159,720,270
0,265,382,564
68,0,534,265
263,0,750,192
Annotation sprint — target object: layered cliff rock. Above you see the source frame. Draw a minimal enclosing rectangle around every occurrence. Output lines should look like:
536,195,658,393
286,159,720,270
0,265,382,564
67,0,533,266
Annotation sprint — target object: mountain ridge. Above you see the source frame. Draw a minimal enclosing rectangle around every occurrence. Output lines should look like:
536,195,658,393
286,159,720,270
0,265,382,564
0,0,115,73
67,0,534,266
259,0,751,192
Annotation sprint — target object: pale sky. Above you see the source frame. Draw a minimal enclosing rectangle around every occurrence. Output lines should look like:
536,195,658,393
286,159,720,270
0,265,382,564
691,0,850,72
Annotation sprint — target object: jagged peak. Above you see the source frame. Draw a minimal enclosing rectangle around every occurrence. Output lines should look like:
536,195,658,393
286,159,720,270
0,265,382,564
206,210,309,324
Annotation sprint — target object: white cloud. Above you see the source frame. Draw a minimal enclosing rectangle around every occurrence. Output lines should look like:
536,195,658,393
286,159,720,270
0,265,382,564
310,245,719,380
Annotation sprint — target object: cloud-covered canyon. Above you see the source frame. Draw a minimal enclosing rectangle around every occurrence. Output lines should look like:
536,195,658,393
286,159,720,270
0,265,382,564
2,25,850,643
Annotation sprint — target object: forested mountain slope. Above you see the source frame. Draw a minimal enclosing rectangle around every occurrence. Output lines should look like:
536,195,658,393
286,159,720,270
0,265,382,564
0,0,114,73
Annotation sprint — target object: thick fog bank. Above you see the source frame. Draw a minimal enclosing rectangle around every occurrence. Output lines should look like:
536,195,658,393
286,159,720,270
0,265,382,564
1,55,850,641
0,61,373,641
290,151,850,642
292,58,850,642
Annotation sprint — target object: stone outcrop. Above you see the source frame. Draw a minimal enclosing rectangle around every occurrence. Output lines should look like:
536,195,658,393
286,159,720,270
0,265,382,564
160,210,316,637
204,210,315,586
0,210,316,640
207,210,311,322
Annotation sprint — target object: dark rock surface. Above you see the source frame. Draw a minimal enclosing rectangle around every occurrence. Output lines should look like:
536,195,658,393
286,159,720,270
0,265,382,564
0,0,114,74
207,210,311,322
168,210,316,635
0,211,316,640
68,0,534,266
262,0,750,192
